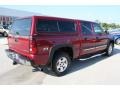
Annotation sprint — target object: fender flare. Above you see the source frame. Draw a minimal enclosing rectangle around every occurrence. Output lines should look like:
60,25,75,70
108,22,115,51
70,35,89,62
47,44,74,66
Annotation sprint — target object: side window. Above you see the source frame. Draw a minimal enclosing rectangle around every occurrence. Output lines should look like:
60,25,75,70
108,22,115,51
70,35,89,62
58,21,75,32
93,23,104,34
81,22,92,35
36,20,59,32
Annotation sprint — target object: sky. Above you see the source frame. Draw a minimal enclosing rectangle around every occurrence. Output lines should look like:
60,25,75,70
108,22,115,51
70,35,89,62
1,5,120,24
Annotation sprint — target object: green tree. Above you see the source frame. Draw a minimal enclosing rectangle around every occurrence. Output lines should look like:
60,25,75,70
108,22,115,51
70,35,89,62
101,23,109,30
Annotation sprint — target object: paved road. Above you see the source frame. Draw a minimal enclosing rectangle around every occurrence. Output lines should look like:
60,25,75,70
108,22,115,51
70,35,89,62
0,37,120,85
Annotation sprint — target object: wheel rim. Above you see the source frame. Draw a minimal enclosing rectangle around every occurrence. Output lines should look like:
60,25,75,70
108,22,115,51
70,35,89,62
56,57,68,72
116,38,120,44
108,44,113,55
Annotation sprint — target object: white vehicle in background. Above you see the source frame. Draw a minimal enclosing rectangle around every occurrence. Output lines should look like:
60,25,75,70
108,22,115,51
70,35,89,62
0,25,9,37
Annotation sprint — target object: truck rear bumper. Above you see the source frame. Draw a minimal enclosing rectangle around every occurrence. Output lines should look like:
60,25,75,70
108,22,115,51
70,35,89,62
6,49,31,66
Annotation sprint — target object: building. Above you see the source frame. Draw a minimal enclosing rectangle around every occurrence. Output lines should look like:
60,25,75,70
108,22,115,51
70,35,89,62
0,16,16,29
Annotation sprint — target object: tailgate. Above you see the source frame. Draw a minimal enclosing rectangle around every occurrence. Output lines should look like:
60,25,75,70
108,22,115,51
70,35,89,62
8,18,32,56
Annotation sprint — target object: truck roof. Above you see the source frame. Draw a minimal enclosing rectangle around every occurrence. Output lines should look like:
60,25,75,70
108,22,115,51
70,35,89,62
16,15,96,23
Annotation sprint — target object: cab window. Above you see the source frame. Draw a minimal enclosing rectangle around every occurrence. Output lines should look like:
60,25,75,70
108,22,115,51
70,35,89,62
81,21,92,35
93,23,104,34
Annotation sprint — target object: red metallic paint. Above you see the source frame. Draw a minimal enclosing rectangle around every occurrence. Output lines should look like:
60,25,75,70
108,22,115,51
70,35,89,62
8,16,110,66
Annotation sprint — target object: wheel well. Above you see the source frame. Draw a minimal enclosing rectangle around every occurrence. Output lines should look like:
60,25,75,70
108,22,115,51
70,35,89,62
53,47,73,59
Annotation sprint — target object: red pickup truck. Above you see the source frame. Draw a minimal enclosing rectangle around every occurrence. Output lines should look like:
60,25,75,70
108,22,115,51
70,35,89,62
6,16,114,76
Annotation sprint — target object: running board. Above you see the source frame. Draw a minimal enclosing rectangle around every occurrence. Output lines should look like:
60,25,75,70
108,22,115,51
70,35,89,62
79,52,106,61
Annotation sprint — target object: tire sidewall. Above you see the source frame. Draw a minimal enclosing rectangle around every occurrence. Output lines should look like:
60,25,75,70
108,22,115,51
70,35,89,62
52,52,71,76
106,43,113,56
3,32,8,37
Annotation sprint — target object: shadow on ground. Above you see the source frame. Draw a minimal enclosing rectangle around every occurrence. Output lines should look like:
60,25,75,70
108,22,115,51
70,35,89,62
40,47,120,76
68,48,120,74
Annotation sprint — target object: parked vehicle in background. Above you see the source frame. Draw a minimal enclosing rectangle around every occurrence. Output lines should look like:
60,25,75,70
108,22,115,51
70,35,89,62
0,25,9,37
109,29,120,44
6,16,114,76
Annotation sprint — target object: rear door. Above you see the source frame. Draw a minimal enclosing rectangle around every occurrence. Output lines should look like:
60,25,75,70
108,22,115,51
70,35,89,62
92,23,108,51
8,18,32,55
80,21,96,55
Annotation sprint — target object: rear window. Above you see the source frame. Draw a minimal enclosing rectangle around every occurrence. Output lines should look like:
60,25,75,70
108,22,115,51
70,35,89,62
10,18,31,36
36,19,75,32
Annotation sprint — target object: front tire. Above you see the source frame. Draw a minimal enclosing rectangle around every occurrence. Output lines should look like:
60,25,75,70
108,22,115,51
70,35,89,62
52,52,71,76
105,43,114,56
115,38,120,45
3,32,8,37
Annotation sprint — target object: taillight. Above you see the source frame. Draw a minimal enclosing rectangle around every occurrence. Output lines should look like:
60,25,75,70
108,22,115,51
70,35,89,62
29,37,38,54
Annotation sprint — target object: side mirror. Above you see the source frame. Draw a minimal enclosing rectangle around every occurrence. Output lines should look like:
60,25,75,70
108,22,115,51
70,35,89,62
105,30,109,34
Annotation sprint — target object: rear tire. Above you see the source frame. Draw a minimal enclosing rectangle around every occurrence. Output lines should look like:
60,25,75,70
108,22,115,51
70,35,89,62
105,43,114,56
52,52,71,76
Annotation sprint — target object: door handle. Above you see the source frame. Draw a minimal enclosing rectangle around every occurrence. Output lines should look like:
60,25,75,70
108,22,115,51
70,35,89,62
84,37,88,40
96,37,99,40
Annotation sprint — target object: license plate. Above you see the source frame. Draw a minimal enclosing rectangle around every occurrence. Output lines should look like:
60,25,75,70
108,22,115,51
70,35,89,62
10,52,16,59
11,53,18,60
12,53,24,64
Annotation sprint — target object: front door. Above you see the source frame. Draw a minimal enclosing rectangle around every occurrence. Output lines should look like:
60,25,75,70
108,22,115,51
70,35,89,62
92,23,108,52
80,21,96,55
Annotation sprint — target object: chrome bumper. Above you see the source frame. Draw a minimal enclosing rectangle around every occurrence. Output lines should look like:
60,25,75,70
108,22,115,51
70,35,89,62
6,49,31,66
